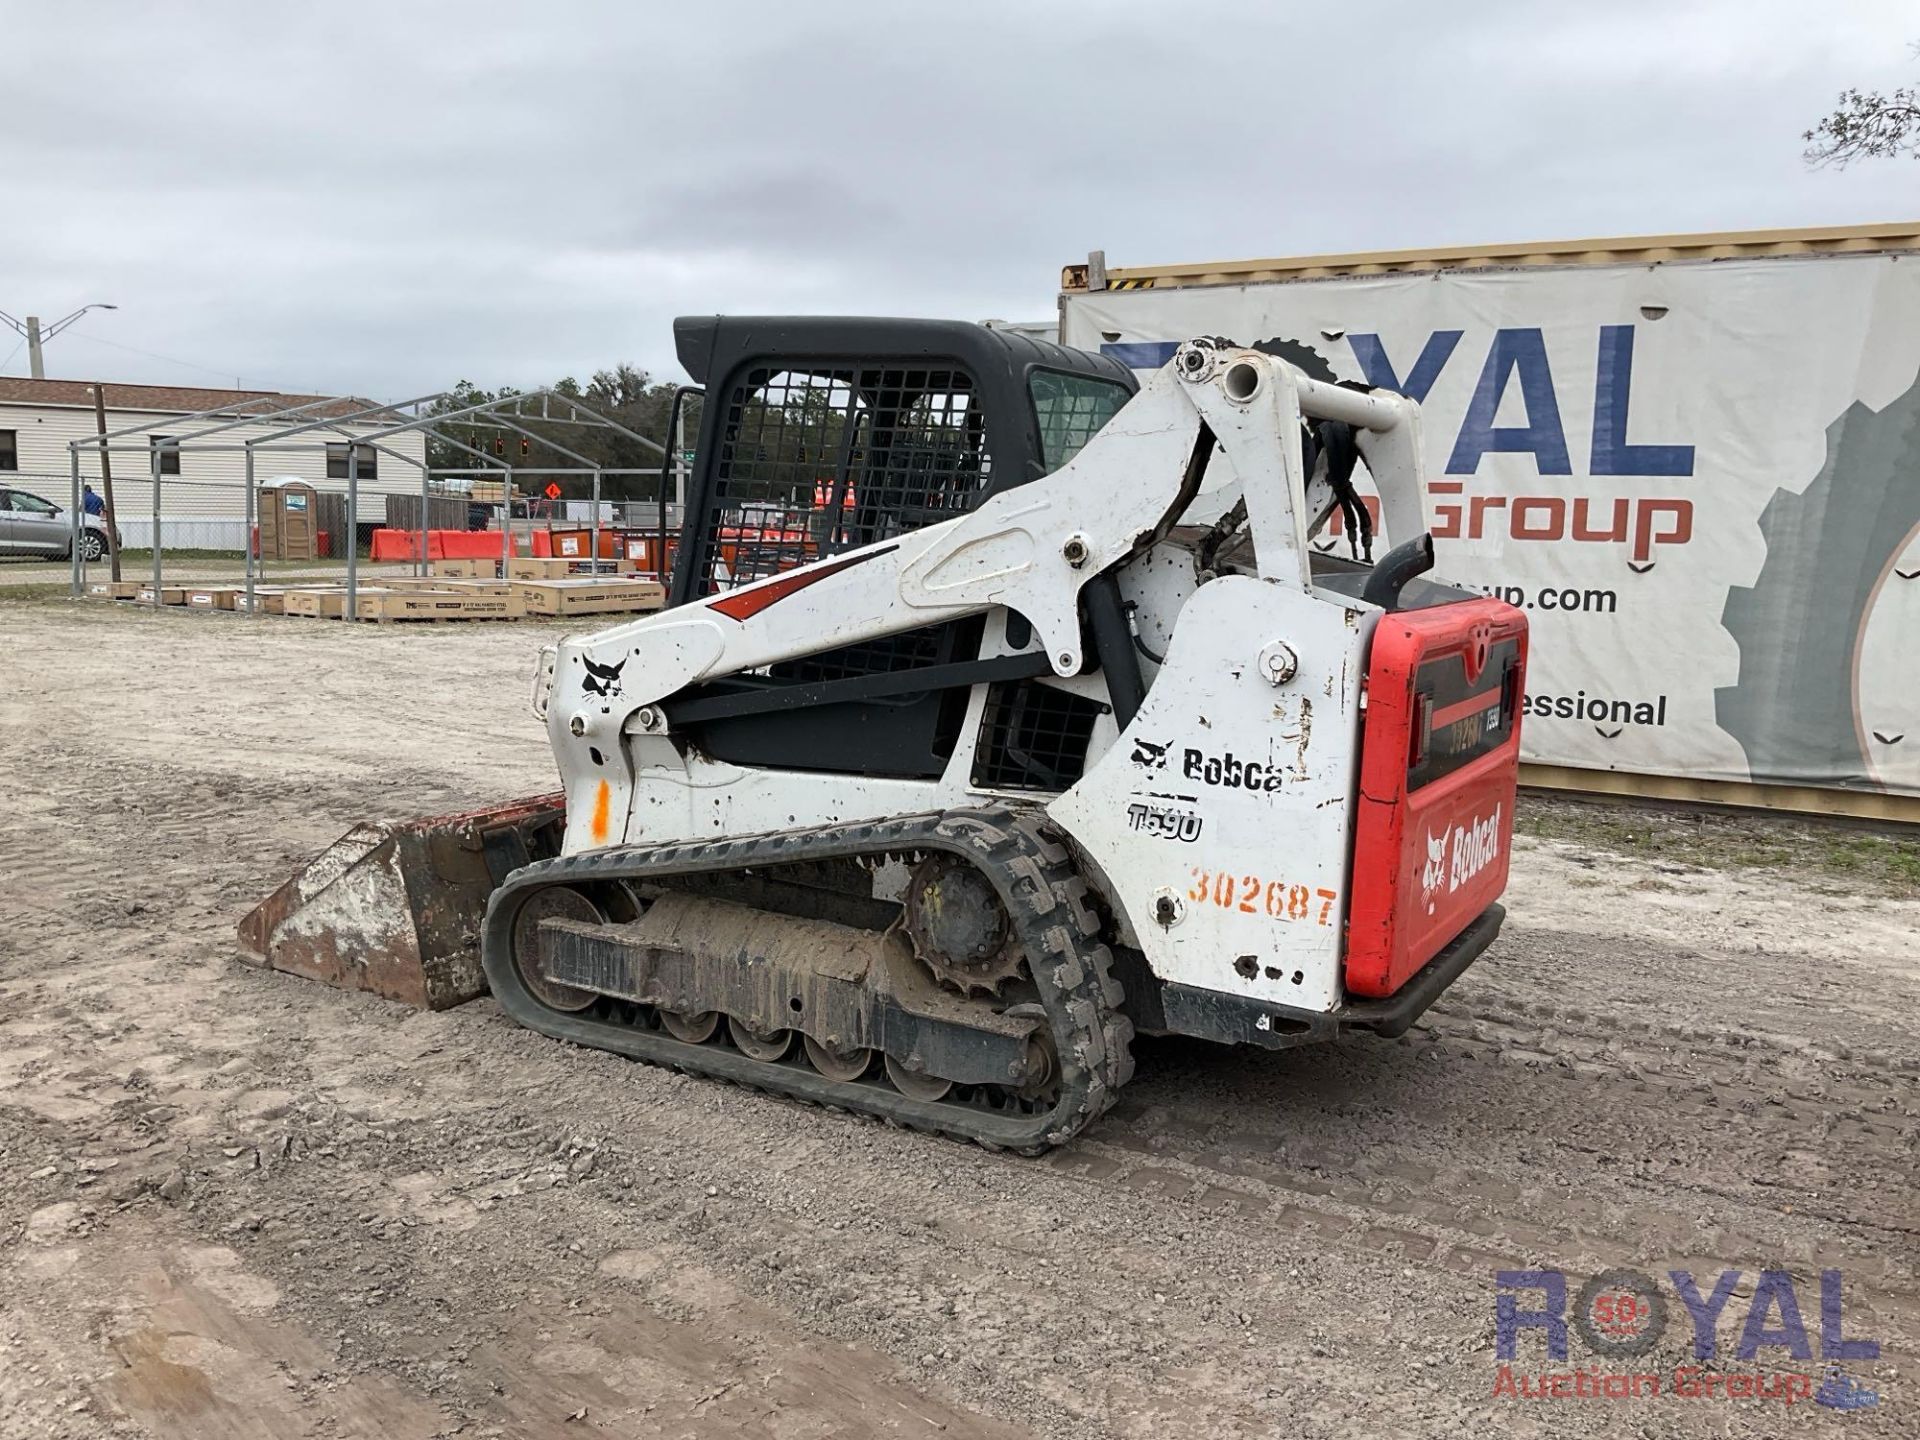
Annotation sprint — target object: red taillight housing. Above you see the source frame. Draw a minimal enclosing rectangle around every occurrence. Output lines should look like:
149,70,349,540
1408,691,1433,771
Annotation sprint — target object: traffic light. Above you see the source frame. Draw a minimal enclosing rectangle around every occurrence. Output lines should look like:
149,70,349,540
492,435,506,456
519,436,531,458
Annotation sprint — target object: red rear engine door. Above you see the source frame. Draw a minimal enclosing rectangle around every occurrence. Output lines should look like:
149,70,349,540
1345,599,1528,999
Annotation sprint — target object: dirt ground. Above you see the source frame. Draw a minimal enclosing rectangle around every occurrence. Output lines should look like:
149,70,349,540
2,601,1915,1440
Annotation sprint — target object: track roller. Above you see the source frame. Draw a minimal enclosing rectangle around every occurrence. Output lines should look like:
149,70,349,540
884,1053,951,1101
729,1019,792,1061
660,1010,720,1044
804,1037,873,1081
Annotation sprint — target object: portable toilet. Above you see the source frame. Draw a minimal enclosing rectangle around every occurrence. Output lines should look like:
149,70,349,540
259,478,318,560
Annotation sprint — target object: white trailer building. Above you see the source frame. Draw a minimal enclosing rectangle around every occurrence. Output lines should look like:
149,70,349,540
0,377,429,548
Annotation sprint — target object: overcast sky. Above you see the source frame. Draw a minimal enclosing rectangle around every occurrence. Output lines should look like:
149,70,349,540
2,0,1915,399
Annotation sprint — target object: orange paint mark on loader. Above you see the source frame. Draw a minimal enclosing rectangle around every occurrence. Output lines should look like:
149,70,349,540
590,780,611,845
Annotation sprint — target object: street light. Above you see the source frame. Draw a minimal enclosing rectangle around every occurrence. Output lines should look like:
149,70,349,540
1,303,119,379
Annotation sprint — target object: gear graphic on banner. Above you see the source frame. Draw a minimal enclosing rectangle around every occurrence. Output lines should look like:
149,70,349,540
1717,364,1920,792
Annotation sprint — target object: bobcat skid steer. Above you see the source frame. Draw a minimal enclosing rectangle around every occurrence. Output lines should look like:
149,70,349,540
242,318,1527,1152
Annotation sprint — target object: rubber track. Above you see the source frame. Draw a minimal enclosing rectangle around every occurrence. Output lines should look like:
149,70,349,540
480,807,1134,1153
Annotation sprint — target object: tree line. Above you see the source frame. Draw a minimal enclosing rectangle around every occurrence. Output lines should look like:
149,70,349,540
422,365,686,501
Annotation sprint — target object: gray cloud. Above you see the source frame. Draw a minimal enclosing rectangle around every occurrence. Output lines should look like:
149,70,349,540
1,0,1913,398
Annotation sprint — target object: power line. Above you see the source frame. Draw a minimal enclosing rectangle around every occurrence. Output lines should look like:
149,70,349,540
58,330,245,386
63,330,340,398
0,339,22,374
20,324,409,406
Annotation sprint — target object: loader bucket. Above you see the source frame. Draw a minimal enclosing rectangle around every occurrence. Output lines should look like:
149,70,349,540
237,793,566,1010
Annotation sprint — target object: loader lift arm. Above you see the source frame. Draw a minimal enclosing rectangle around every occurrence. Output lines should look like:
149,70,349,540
540,338,1428,857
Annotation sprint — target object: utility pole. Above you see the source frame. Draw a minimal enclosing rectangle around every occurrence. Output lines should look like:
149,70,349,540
91,385,122,582
2,304,117,377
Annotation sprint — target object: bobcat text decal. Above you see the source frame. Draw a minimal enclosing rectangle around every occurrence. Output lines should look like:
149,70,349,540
1132,738,1290,793
1449,804,1504,891
1421,804,1505,909
1183,746,1287,793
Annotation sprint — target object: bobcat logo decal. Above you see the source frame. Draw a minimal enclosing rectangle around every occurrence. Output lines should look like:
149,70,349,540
1130,738,1171,771
582,656,627,699
1420,826,1451,911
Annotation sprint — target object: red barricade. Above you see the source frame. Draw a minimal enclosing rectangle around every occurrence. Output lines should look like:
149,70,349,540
368,529,520,562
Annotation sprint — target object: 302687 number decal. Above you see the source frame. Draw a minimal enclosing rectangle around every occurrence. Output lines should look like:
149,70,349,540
1186,868,1338,926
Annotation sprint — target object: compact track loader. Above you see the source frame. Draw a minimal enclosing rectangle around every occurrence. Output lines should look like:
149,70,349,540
242,318,1527,1151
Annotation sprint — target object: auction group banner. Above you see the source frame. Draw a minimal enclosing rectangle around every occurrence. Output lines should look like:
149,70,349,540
1063,254,1920,800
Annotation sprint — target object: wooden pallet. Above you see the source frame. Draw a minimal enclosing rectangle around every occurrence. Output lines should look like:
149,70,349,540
504,557,573,580
135,587,188,606
279,588,365,618
237,588,289,615
381,576,515,596
512,578,666,616
186,587,238,610
504,556,642,581
281,587,527,622
86,581,145,599
352,592,526,623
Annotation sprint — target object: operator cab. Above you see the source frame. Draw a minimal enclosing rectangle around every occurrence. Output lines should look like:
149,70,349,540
667,316,1138,603
662,317,1137,780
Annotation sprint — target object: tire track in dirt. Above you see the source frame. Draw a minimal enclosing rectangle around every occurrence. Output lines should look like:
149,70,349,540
1063,975,1920,1357
1073,1097,1920,1332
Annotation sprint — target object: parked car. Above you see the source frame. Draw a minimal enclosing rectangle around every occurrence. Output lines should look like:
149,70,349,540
0,485,118,561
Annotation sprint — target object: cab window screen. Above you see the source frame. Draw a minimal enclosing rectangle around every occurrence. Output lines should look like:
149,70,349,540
693,364,991,593
1030,370,1129,471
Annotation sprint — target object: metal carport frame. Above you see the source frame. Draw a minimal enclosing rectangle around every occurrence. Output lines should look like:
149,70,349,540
68,385,671,620
309,388,668,618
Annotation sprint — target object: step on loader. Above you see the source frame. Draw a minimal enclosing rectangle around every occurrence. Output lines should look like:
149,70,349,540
241,317,1527,1151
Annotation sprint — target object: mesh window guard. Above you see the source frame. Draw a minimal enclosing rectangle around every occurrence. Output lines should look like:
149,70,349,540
693,364,992,593
971,680,1107,791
